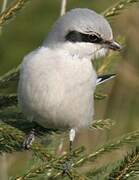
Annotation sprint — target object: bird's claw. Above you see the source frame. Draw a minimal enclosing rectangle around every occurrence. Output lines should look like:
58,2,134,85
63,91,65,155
22,129,35,149
62,160,71,175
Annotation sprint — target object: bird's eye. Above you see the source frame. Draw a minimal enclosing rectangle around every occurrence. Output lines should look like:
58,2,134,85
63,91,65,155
88,34,102,43
65,31,103,44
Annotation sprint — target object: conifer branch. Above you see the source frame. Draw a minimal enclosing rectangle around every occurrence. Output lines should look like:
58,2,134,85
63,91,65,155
97,51,116,74
0,108,23,121
0,65,19,89
36,130,139,179
0,121,23,153
86,163,113,179
14,147,86,180
91,119,115,130
94,93,107,100
103,0,139,18
97,36,125,74
108,147,139,180
12,129,139,180
72,129,139,167
0,0,30,27
0,121,52,159
0,94,17,109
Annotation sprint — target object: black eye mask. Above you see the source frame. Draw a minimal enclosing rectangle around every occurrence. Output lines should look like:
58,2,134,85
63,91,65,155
65,31,103,44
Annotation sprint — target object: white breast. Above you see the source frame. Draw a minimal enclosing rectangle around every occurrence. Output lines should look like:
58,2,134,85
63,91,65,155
18,47,97,130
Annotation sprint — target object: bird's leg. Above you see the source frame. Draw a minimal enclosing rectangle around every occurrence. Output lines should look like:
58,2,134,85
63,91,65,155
61,128,76,177
69,128,76,154
22,128,35,149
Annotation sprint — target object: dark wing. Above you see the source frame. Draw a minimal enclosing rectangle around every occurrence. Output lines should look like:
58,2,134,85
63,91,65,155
96,74,116,85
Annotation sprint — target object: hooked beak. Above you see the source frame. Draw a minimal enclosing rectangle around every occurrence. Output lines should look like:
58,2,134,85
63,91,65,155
108,41,122,51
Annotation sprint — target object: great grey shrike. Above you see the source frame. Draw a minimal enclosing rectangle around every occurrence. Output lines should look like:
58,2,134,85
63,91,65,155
18,8,121,151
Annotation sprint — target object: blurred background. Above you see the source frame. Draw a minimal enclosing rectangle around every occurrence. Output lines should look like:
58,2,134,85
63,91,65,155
0,0,139,179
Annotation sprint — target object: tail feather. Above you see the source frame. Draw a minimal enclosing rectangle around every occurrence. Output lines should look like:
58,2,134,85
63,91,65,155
96,74,116,85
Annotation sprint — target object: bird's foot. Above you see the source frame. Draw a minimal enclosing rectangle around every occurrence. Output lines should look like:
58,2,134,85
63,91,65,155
62,161,71,175
54,154,73,179
22,129,35,149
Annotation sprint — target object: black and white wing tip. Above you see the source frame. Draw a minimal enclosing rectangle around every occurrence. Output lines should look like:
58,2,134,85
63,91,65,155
96,74,116,85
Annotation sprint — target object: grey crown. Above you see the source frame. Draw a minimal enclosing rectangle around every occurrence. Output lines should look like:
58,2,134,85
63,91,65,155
44,8,113,46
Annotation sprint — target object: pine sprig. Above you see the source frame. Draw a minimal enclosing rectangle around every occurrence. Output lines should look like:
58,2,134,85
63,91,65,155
15,165,85,180
86,163,114,179
11,129,139,180
103,0,139,18
15,128,139,180
0,0,30,27
0,121,24,153
91,119,115,130
72,129,139,168
0,94,17,109
96,36,125,75
14,147,86,180
94,93,107,100
0,65,19,89
0,121,52,159
108,147,139,180
0,108,24,121
97,51,116,74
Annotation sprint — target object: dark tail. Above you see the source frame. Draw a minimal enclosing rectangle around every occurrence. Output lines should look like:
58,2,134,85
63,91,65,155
96,74,116,85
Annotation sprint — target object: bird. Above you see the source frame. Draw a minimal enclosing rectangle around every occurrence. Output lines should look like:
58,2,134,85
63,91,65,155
18,8,121,152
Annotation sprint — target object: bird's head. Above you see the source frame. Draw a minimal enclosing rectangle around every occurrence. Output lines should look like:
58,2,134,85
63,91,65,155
44,8,121,59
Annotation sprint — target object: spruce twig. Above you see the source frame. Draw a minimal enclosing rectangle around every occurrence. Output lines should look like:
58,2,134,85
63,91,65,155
97,36,125,74
25,130,139,179
0,121,23,153
0,65,19,89
16,165,86,180
11,127,139,180
0,121,52,159
91,119,115,130
102,0,139,18
0,112,24,122
72,129,139,167
0,107,24,121
86,163,113,179
0,94,17,109
0,0,30,27
94,93,107,100
108,147,139,180
14,147,86,180
97,51,116,74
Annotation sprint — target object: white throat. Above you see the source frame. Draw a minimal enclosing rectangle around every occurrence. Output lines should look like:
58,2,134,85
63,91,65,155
46,42,108,60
